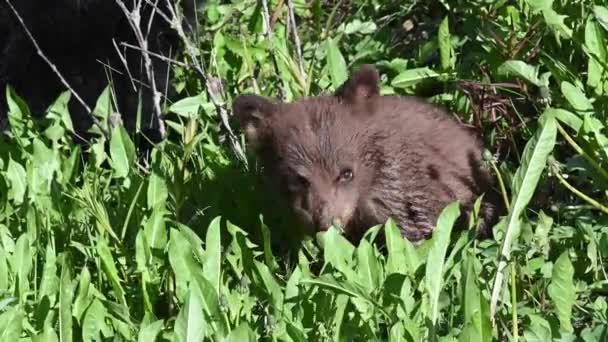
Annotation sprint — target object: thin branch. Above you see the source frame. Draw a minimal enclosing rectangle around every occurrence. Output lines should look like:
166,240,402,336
286,0,305,83
3,0,108,137
115,0,166,137
261,0,286,100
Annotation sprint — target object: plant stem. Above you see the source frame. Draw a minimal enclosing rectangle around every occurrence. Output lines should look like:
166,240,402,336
511,262,518,342
557,122,608,183
553,170,608,215
491,160,511,210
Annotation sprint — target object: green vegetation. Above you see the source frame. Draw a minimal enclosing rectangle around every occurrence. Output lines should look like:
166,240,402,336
1,0,608,340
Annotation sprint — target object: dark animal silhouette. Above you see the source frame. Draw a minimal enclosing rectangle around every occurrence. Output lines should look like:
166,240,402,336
233,64,500,243
0,0,203,140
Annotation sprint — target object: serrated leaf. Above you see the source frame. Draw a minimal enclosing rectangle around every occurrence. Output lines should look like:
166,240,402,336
326,38,348,89
490,114,557,317
425,201,460,327
548,251,576,333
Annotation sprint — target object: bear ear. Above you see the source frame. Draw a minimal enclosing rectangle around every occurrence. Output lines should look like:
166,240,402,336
232,95,277,149
335,64,380,102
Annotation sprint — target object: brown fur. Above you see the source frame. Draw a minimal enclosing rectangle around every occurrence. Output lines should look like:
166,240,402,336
233,65,499,243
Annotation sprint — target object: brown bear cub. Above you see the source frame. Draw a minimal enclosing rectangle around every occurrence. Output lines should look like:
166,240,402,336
232,65,499,244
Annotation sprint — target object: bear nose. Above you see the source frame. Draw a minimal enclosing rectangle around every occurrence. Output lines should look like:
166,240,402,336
315,215,344,232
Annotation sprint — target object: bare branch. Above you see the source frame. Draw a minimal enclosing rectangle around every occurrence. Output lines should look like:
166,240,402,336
114,0,166,137
261,0,286,100
286,0,305,84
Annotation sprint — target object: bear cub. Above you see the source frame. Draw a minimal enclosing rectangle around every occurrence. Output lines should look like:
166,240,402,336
233,65,499,244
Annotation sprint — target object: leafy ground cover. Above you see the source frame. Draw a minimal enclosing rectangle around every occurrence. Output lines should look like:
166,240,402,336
1,0,608,340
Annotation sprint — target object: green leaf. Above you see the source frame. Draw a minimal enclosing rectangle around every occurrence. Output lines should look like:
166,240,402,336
548,251,576,333
6,158,27,205
169,92,206,118
223,322,256,342
459,254,492,342
391,67,440,88
356,239,382,292
0,306,23,341
82,299,108,342
147,171,168,210
438,16,455,71
168,229,198,301
174,285,205,342
14,234,33,302
523,314,552,342
39,244,58,301
594,6,608,31
385,219,408,275
110,125,136,178
425,201,460,327
319,227,356,280
59,257,74,342
204,217,222,295
97,239,127,305
90,86,112,135
490,114,557,317
73,267,93,322
46,90,74,133
326,38,348,89
585,17,608,94
144,207,168,251
138,318,165,342
498,60,547,87
561,81,593,113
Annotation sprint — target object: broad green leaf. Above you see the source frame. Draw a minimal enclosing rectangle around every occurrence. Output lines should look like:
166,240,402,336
260,217,279,272
459,255,492,342
82,299,108,341
0,306,23,341
89,86,112,135
391,67,440,88
203,217,222,294
543,9,573,38
523,314,552,342
254,260,284,311
46,90,74,133
594,6,608,31
144,207,168,251
438,16,455,71
561,81,593,113
39,244,58,301
147,171,168,210
425,201,460,327
191,271,229,336
326,38,348,89
585,17,608,94
498,60,547,87
169,92,205,118
332,294,349,341
548,251,576,333
110,125,135,178
14,234,33,302
490,114,557,317
6,158,27,205
138,318,165,342
385,219,408,274
223,322,256,342
59,257,74,342
319,227,356,280
73,267,92,322
174,285,205,342
546,108,582,132
356,239,382,292
97,239,127,305
168,229,198,301
0,248,8,292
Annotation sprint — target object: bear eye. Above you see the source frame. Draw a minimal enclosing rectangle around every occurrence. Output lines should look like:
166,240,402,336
338,168,354,182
